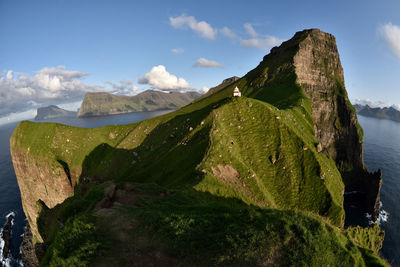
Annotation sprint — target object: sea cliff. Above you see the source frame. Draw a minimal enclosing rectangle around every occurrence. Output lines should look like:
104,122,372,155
10,29,387,266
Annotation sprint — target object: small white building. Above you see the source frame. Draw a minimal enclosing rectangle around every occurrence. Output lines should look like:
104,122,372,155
233,86,241,97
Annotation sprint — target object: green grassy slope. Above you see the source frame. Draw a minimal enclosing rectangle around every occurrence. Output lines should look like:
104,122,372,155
10,29,388,265
12,93,387,265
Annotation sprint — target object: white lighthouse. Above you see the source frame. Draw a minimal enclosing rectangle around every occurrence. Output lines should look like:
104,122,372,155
233,86,241,97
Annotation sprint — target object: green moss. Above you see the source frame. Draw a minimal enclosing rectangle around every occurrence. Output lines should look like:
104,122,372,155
346,224,385,253
40,214,100,267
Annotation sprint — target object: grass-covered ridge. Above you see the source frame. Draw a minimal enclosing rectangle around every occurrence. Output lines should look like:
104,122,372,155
10,29,388,265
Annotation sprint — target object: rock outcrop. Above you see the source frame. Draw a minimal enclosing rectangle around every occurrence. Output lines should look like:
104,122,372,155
20,222,39,267
1,214,14,260
77,90,201,117
10,147,75,242
256,29,381,220
292,29,363,169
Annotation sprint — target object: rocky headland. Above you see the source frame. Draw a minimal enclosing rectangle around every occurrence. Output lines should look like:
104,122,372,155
35,105,76,120
10,29,387,266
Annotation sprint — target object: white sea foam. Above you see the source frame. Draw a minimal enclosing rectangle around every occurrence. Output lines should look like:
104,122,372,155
0,212,17,266
366,202,389,225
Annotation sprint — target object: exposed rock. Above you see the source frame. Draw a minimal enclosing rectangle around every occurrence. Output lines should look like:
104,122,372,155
291,29,363,170
10,147,74,241
1,214,14,260
104,183,116,199
20,222,39,267
212,165,240,182
316,143,322,152
264,28,381,220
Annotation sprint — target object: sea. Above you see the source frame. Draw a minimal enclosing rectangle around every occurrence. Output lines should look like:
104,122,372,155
0,112,398,266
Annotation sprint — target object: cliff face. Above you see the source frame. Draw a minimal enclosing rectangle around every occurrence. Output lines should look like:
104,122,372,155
292,30,381,219
77,90,201,117
292,29,363,170
248,29,381,219
35,105,76,120
10,147,74,241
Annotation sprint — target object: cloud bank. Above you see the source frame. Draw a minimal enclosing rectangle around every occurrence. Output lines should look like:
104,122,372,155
170,14,217,40
138,65,190,91
0,66,103,117
241,36,282,50
241,23,282,50
193,58,223,68
353,98,400,111
106,79,139,96
379,23,400,60
169,16,282,51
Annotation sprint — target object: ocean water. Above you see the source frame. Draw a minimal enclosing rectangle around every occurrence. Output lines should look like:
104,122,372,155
0,110,170,266
358,115,400,266
0,111,398,266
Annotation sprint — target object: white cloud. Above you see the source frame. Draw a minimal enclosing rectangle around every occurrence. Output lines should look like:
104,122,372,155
220,27,236,39
0,66,103,117
379,23,400,60
244,23,258,38
352,98,396,109
105,79,139,96
171,48,184,54
0,108,37,125
170,14,217,40
241,36,282,50
138,65,190,91
193,58,223,68
6,70,13,80
201,87,209,93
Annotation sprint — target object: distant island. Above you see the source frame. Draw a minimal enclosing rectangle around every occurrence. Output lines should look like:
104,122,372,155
35,105,76,120
77,90,201,117
355,104,400,123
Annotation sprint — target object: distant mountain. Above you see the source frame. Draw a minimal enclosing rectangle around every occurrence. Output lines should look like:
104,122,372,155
356,104,400,122
77,90,201,117
35,105,76,120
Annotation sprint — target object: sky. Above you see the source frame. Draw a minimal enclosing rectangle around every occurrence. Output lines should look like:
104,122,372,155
1,0,400,121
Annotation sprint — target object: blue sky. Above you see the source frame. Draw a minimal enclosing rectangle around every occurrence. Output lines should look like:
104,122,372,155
1,0,400,120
